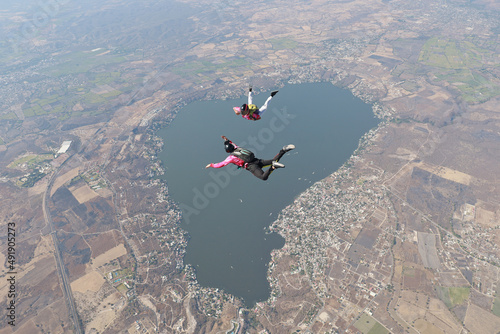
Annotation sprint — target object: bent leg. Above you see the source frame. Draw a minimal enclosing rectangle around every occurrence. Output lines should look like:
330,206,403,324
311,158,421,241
260,148,287,168
247,162,274,181
273,148,287,162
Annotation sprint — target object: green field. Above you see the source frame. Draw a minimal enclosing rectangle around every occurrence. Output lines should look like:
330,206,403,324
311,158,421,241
116,283,129,293
354,313,389,334
100,89,122,99
8,154,53,169
171,57,249,78
23,101,67,117
269,37,299,50
0,112,17,120
419,38,480,69
419,37,500,103
22,84,123,118
91,71,122,85
492,297,500,316
42,49,126,77
436,286,470,308
435,69,500,103
19,49,129,119
436,286,451,308
449,287,470,306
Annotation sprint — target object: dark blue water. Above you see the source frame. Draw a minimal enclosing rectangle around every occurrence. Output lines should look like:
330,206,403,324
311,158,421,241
157,82,379,306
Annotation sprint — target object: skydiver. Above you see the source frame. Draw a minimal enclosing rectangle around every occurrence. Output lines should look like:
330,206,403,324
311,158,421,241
205,135,294,181
233,86,279,121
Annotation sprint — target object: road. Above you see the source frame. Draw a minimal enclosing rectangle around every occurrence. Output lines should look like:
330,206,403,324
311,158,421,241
42,157,83,334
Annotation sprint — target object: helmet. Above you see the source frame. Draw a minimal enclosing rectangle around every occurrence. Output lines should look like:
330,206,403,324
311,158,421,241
240,104,249,115
224,140,235,153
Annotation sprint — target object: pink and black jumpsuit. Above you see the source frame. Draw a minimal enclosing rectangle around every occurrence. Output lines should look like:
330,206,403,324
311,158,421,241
209,141,288,181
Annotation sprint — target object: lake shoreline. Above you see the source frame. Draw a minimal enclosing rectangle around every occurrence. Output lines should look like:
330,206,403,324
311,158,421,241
156,81,381,307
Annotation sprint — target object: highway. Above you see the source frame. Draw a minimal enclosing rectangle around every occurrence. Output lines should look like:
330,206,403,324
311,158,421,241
42,158,83,334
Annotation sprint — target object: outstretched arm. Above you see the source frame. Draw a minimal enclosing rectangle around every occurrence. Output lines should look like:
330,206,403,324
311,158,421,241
206,156,235,169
